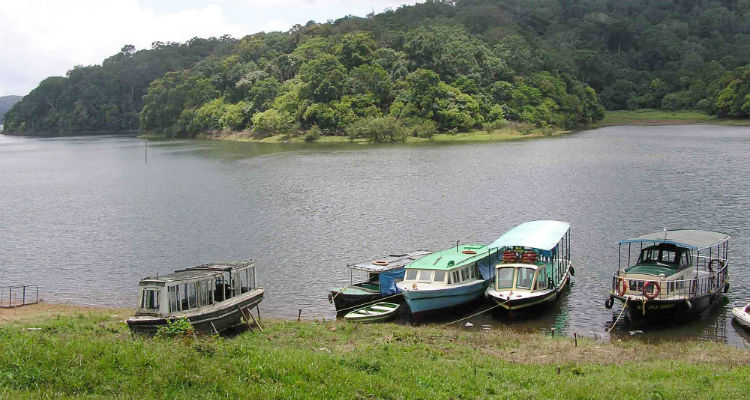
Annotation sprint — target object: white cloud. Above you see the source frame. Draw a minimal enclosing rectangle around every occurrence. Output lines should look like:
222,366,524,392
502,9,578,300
0,0,245,96
0,0,422,96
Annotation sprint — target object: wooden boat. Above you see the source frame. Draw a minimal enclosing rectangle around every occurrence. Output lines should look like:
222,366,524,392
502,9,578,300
605,229,729,322
731,302,750,329
127,261,263,335
329,250,432,313
396,244,496,318
344,302,400,322
485,220,573,314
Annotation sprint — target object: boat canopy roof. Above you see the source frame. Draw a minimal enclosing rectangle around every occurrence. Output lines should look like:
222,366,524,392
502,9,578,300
618,229,729,251
488,220,570,251
140,269,222,285
177,260,254,273
405,244,488,271
349,250,432,272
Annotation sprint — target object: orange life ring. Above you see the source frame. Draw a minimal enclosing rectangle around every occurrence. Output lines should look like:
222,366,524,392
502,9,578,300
643,281,660,300
373,260,389,266
462,250,477,255
616,277,627,297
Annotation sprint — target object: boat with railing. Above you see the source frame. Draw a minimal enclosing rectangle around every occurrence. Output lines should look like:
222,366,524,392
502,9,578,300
127,261,263,335
605,229,729,322
328,250,432,313
396,243,496,318
485,220,573,313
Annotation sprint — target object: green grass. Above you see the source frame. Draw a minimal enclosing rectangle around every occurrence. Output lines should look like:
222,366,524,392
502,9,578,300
1,307,747,399
594,109,749,128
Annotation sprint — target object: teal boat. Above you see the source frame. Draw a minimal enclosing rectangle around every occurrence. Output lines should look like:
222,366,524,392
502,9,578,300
344,302,400,322
396,244,496,318
485,220,573,313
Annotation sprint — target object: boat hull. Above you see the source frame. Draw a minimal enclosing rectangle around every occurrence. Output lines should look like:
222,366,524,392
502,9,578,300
344,302,400,323
400,280,489,318
611,288,724,322
732,305,750,329
329,288,400,313
487,273,570,314
127,289,264,335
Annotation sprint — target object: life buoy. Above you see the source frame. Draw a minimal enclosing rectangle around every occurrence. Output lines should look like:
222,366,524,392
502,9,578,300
616,277,627,297
643,281,660,300
373,260,389,266
462,250,477,255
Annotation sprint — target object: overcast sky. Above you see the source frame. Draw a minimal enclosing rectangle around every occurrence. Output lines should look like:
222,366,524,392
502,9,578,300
0,0,420,97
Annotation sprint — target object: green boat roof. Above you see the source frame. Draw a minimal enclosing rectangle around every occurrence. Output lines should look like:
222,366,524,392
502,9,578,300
624,264,683,277
405,244,489,271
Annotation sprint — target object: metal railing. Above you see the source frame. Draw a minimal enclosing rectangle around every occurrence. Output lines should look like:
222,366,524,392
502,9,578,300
0,285,39,308
610,264,728,301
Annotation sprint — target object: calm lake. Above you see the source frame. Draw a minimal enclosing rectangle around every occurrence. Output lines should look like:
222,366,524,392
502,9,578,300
1,125,749,346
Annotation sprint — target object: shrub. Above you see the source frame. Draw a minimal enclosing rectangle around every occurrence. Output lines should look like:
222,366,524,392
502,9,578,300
156,317,193,338
346,116,406,142
407,119,437,138
304,125,322,142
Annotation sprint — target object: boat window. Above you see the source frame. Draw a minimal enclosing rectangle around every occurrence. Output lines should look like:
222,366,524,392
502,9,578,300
660,250,677,264
239,269,248,293
433,270,446,283
207,280,214,305
248,267,256,290
535,269,547,291
168,286,178,313
180,283,189,310
141,289,160,310
452,270,460,283
496,268,514,289
680,251,690,267
214,277,225,302
418,269,432,281
461,267,469,281
198,281,208,307
516,268,534,289
639,248,658,264
406,269,418,280
188,283,197,309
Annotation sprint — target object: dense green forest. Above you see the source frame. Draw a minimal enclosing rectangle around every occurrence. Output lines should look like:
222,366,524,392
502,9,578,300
0,96,22,124
4,0,749,139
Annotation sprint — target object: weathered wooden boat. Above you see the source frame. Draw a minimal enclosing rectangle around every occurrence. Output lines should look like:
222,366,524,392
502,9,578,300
485,220,573,314
605,229,729,322
396,244,496,318
329,250,432,313
731,302,750,329
344,302,400,323
127,261,263,335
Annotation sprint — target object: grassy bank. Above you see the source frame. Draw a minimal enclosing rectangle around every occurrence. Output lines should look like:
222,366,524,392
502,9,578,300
1,304,747,399
594,109,750,127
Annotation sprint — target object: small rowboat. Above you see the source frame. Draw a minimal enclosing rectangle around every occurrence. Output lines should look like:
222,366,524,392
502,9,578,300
344,302,400,322
731,302,750,329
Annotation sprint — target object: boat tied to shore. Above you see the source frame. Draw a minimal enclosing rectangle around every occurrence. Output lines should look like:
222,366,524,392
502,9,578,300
127,261,263,335
329,250,432,313
396,244,496,317
344,302,400,323
605,229,729,322
485,220,573,313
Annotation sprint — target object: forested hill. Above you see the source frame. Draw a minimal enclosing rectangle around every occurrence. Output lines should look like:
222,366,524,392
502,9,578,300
4,0,749,138
0,96,22,124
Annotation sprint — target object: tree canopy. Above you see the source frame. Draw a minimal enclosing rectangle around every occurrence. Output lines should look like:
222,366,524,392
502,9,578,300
4,0,748,138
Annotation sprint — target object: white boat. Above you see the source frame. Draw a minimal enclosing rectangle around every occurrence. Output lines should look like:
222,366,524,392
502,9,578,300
605,229,729,322
344,302,400,322
396,244,496,318
127,261,263,335
732,302,750,329
485,220,573,313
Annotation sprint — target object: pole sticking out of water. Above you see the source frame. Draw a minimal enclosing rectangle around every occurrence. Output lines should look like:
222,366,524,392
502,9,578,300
144,139,148,164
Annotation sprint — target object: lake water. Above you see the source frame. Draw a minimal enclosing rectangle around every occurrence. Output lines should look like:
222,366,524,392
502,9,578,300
1,125,749,347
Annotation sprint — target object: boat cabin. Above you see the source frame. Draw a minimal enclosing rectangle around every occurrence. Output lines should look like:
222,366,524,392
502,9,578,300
400,244,490,289
136,262,258,317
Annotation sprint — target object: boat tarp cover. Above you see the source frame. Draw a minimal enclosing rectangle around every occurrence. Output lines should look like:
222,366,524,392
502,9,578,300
617,230,730,250
349,250,433,273
379,268,406,295
477,254,498,280
488,220,570,256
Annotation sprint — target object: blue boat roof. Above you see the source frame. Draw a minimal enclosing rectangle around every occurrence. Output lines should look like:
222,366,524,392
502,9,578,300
618,229,729,251
488,220,570,251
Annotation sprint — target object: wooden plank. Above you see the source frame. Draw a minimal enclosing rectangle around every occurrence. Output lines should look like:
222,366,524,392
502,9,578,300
237,305,253,330
248,306,263,332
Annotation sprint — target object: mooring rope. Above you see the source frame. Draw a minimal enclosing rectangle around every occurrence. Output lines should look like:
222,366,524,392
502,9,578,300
439,299,509,328
607,297,629,334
